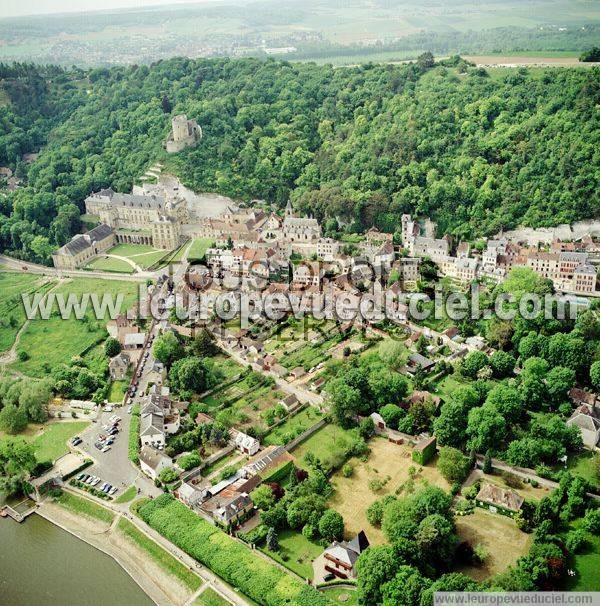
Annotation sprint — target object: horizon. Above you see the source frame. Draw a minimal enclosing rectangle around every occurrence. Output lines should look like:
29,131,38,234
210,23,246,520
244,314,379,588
0,0,228,20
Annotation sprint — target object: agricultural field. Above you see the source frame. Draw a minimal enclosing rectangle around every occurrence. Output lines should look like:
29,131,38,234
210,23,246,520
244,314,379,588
9,277,139,377
0,273,55,353
327,437,450,544
455,509,533,581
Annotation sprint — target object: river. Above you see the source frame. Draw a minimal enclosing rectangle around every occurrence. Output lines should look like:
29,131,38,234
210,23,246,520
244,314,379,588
0,514,155,606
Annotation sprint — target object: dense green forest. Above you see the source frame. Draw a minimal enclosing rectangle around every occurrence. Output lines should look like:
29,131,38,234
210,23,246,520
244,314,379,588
0,56,598,263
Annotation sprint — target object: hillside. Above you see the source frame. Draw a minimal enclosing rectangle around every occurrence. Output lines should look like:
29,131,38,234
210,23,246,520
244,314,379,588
0,56,598,263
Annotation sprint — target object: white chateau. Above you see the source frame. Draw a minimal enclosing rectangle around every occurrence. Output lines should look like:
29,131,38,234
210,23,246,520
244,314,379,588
164,114,202,153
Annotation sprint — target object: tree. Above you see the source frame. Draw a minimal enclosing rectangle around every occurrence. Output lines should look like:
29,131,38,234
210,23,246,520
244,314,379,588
590,360,600,391
466,403,506,452
460,351,488,379
18,380,51,423
325,379,362,428
484,385,523,424
104,337,121,358
286,494,326,529
379,404,405,430
546,366,576,407
177,452,201,471
415,513,457,571
437,447,471,484
378,340,409,370
158,467,178,484
356,545,403,606
489,350,515,378
369,369,408,407
318,509,344,542
189,329,218,357
0,439,36,496
0,404,28,435
266,527,279,552
381,565,431,606
417,51,435,69
251,484,275,510
153,331,184,367
161,94,172,114
169,357,219,395
483,450,492,473
580,47,600,62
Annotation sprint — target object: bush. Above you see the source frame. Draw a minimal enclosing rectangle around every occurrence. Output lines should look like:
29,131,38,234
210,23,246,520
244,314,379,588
138,495,329,606
582,509,600,534
565,529,588,553
342,464,353,478
178,452,201,471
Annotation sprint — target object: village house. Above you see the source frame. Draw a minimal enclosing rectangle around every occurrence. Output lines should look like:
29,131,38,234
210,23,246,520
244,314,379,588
321,531,370,580
475,483,524,517
567,403,600,449
406,352,436,375
317,238,340,262
212,492,254,528
231,430,260,455
571,264,597,294
279,393,301,414
108,352,131,380
139,445,173,481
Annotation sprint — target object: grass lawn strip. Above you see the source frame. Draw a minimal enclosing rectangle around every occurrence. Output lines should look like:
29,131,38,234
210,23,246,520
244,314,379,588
115,485,137,504
117,517,203,592
55,491,115,524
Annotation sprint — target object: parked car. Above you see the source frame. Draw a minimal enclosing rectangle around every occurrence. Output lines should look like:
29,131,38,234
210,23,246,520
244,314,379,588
101,445,111,453
109,487,118,496
127,406,132,414
86,476,95,485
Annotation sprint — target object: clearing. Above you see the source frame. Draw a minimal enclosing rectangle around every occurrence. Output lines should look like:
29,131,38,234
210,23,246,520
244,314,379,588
455,508,532,580
327,437,450,544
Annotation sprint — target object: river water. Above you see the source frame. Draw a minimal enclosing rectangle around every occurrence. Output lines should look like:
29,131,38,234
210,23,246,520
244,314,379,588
0,514,154,606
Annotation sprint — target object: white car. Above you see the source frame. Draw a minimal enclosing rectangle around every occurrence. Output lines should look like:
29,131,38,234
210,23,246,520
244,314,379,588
91,478,101,486
103,405,113,412
86,476,95,485
109,487,118,496
101,445,111,453
127,406,132,414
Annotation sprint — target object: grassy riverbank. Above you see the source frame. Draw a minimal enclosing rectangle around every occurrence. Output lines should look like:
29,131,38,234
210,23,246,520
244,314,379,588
117,517,203,592
55,491,114,524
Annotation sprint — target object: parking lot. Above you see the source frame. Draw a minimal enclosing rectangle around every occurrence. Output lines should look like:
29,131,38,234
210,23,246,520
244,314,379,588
78,408,139,491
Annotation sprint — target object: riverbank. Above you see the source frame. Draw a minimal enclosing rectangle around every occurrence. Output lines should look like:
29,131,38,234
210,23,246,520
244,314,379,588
37,499,201,606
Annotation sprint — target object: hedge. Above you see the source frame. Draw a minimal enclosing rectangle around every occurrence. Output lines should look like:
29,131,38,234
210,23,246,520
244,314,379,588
137,495,329,606
129,404,141,465
260,459,294,484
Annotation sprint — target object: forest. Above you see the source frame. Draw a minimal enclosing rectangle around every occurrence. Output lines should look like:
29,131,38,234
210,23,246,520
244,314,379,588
0,55,598,264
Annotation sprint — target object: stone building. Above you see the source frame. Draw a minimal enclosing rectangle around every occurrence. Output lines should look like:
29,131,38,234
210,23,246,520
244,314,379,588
164,114,202,153
52,224,115,270
84,188,184,249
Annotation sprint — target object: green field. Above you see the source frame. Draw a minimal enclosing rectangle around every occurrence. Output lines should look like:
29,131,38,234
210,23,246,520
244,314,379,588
0,273,55,353
30,421,89,462
55,491,114,524
187,238,213,261
259,529,322,579
115,485,137,504
564,518,600,591
117,517,203,592
565,451,600,489
194,588,231,606
85,256,134,273
291,423,358,470
263,407,323,446
104,243,169,269
321,586,359,606
108,380,128,402
10,277,139,377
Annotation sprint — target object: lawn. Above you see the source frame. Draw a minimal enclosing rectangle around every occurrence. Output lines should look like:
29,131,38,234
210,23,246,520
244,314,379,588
194,588,231,606
321,586,359,606
29,421,89,463
187,237,214,262
85,256,134,273
455,509,532,581
10,277,139,377
291,423,359,471
327,437,451,545
565,451,599,489
0,273,55,353
564,518,600,591
115,485,137,504
259,529,322,580
263,407,323,446
117,517,203,592
108,380,128,402
104,243,170,270
55,491,115,524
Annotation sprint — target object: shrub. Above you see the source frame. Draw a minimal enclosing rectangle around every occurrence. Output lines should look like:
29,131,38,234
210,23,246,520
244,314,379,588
565,529,588,553
582,509,600,534
342,464,353,478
